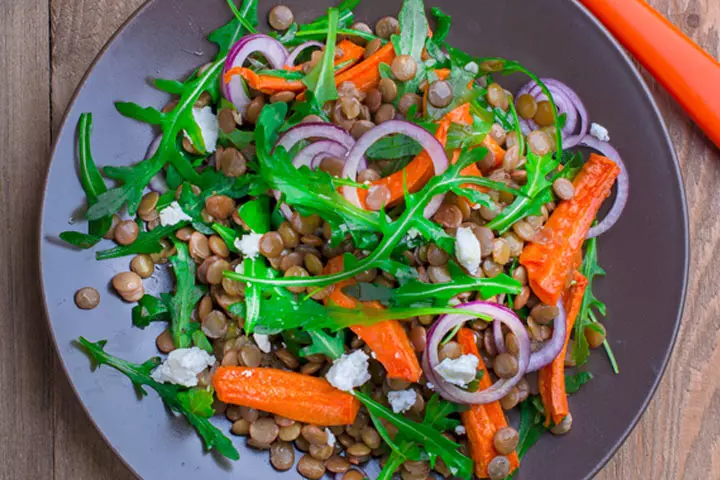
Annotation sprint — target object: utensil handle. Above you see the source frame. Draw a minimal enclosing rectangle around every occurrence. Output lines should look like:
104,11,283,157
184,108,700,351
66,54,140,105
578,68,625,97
578,0,720,149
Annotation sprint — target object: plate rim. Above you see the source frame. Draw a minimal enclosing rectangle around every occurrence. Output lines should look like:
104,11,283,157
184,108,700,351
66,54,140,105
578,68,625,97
38,0,690,478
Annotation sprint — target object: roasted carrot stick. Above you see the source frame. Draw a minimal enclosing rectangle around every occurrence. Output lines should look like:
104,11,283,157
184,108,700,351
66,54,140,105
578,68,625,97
538,271,588,426
213,366,360,426
355,103,472,209
519,153,620,306
458,328,519,478
323,256,423,382
333,42,396,93
225,40,365,95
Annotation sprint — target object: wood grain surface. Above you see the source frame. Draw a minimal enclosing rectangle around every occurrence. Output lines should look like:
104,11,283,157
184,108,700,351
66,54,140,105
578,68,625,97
0,0,717,478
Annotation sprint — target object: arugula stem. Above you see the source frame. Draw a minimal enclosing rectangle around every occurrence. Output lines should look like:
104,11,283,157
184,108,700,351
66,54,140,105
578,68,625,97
226,0,257,34
295,27,379,42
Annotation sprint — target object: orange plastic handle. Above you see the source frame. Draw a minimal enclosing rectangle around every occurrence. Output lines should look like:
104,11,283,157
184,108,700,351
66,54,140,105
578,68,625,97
579,0,720,149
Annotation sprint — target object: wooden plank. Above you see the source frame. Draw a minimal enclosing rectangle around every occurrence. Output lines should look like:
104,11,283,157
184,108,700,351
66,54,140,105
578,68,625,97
0,0,54,478
50,0,145,478
598,0,720,479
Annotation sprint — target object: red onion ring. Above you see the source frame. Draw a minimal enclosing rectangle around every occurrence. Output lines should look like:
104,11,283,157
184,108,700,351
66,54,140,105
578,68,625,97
517,78,589,148
580,136,630,238
340,121,449,217
493,319,506,354
276,122,357,152
284,41,324,67
222,34,288,114
423,302,530,404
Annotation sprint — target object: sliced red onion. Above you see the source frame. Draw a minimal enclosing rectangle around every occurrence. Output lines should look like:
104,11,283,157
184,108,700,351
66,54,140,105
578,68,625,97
493,319,506,354
340,121,449,217
276,122,357,152
284,41,324,67
580,136,630,238
516,78,589,148
423,302,530,405
292,140,348,169
526,300,567,372
222,34,288,114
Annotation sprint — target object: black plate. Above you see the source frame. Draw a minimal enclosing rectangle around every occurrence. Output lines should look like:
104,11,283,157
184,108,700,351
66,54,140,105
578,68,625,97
40,0,688,478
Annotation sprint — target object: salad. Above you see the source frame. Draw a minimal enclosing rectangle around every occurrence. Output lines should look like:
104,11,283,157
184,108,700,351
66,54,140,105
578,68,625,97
62,0,629,478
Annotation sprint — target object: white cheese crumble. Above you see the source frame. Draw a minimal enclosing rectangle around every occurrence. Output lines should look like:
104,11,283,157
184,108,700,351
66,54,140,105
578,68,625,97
253,333,272,353
387,389,417,414
326,350,371,392
234,233,263,259
455,425,466,436
455,226,482,275
464,62,479,74
325,428,336,447
150,347,216,387
426,382,435,391
405,227,421,241
159,201,192,227
434,354,479,387
184,106,219,153
590,122,611,142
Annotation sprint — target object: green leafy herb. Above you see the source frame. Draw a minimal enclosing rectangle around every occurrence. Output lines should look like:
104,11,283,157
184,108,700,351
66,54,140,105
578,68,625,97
573,237,618,373
299,329,345,360
395,0,429,61
356,391,472,480
168,241,206,348
237,197,271,234
60,114,112,248
242,257,271,335
303,8,340,107
132,295,170,328
282,91,331,131
95,222,189,260
564,371,593,394
366,135,424,160
485,151,559,234
211,223,241,253
225,0,258,36
515,397,548,459
425,66,479,120
77,337,239,460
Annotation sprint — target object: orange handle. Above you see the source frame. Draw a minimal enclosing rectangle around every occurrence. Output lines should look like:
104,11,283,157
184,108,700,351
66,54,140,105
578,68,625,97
579,0,720,149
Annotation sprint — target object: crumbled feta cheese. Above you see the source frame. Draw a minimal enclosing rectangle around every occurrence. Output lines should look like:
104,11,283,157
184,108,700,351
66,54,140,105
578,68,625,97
434,354,479,387
184,106,219,153
405,228,421,241
234,233,263,259
425,59,437,68
234,263,245,274
159,201,192,227
590,122,610,142
455,425,466,435
150,347,215,387
387,389,417,414
254,334,272,353
426,382,435,391
455,226,482,275
326,351,371,392
325,428,336,447
464,62,479,74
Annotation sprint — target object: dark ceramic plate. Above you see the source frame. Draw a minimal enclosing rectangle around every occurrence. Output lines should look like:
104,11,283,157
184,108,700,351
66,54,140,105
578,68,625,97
40,0,688,478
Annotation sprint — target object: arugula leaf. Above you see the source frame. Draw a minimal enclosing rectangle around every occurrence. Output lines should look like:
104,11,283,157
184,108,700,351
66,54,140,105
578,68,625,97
302,8,340,107
573,237,618,373
218,128,254,150
211,223,241,253
237,197,271,234
392,264,522,307
168,241,206,348
485,152,559,234
225,0,258,37
429,7,451,44
95,222,188,260
516,397,548,459
396,0,429,61
60,114,112,248
425,66,478,120
282,91,331,131
132,294,170,328
565,371,593,394
77,337,238,460
356,391,473,479
242,257,271,335
366,135,424,160
299,330,345,360
446,119,493,150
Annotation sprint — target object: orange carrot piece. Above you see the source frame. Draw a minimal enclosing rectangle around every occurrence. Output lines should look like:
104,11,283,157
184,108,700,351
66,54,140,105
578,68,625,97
458,328,520,478
213,366,360,426
224,67,306,94
333,42,396,92
323,256,423,382
538,271,588,426
482,135,506,169
519,154,620,306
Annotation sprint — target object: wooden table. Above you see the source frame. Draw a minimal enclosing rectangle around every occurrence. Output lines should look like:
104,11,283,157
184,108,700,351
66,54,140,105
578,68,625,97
0,0,717,478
